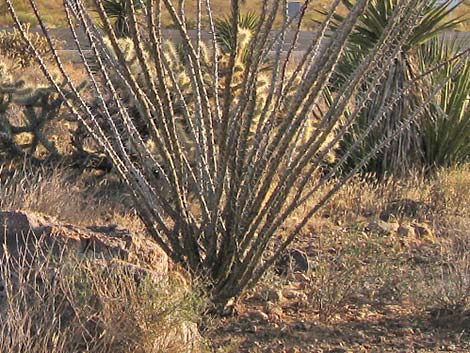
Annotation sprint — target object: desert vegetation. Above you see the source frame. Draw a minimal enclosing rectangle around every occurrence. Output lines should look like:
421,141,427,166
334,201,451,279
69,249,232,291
2,0,470,30
0,0,469,351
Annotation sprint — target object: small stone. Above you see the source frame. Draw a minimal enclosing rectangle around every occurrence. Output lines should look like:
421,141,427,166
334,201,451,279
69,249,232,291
379,220,400,233
264,302,283,319
247,309,269,322
367,220,399,234
292,320,311,331
282,289,308,301
397,224,415,237
275,248,310,274
246,324,258,333
327,348,347,353
267,288,284,303
293,273,310,283
412,223,433,239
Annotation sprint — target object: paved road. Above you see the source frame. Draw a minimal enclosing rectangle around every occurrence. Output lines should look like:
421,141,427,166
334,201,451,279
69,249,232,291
1,26,469,63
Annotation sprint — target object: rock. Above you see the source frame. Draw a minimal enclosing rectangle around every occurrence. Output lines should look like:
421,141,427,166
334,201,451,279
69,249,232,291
282,289,308,301
247,309,269,322
380,198,429,221
292,320,309,331
0,210,168,274
411,222,434,240
275,248,310,274
397,224,416,238
266,288,284,303
367,220,399,234
0,210,203,350
327,348,347,353
264,302,283,320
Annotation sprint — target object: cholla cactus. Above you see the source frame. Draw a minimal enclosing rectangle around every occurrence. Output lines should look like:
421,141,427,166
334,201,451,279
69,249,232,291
0,62,9,81
0,24,54,68
5,0,468,311
0,71,86,160
103,26,332,165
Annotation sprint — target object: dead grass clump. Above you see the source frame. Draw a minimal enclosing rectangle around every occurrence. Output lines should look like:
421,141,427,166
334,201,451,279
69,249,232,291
0,163,137,227
319,164,469,232
303,227,407,322
0,164,102,224
0,237,206,353
287,165,470,323
428,165,470,236
410,235,470,329
318,172,429,224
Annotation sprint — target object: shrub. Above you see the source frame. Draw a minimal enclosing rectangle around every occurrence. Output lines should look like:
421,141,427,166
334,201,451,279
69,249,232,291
5,0,468,311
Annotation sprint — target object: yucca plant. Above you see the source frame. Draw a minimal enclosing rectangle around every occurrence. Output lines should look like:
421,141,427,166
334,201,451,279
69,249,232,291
419,36,470,169
215,11,260,55
5,0,469,311
327,0,464,175
100,0,143,37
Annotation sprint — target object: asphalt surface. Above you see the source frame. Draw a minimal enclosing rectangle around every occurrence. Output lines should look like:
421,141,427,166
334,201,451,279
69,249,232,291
1,25,469,63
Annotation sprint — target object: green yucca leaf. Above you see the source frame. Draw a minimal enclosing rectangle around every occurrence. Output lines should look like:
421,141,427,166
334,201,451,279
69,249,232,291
99,0,143,37
326,0,465,50
215,11,259,54
419,36,470,168
101,0,143,18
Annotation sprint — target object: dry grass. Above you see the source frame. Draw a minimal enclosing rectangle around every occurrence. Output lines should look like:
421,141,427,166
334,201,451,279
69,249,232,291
0,157,469,351
316,165,470,232
0,0,74,27
0,161,210,351
0,163,145,233
317,166,469,313
253,164,470,323
0,237,206,353
1,54,86,90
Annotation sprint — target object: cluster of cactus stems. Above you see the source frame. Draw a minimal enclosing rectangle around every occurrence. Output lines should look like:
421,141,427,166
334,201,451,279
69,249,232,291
0,24,55,68
0,81,58,159
4,0,469,311
0,65,87,162
102,28,333,164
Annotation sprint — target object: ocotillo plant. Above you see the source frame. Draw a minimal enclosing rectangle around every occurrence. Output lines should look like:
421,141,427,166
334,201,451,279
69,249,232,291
5,0,469,310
